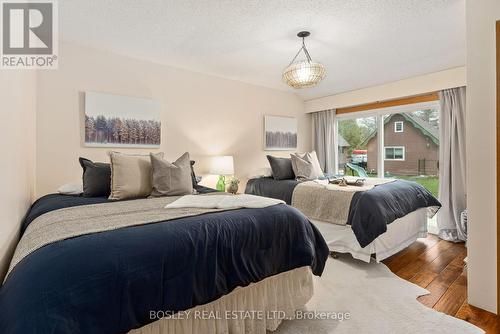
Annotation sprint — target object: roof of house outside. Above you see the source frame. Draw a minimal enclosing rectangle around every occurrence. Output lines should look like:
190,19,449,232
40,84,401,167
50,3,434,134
361,113,439,146
338,133,349,147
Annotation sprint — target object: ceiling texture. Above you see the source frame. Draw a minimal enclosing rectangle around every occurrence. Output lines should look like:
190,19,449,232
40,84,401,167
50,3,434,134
60,0,465,100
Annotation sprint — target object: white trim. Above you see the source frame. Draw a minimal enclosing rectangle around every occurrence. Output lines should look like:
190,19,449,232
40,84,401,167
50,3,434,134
384,146,405,161
394,121,404,133
376,116,385,177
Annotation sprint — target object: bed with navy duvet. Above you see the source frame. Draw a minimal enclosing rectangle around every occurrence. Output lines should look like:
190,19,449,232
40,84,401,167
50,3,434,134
246,176,441,262
0,188,329,334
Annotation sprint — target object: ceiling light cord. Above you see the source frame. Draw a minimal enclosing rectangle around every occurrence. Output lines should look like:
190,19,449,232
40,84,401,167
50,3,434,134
288,37,313,66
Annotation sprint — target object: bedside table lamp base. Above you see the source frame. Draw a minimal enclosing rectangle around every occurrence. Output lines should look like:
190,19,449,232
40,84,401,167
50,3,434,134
216,175,226,192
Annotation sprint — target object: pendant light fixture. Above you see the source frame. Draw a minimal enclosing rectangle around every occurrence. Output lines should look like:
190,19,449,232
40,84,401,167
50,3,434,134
282,31,326,89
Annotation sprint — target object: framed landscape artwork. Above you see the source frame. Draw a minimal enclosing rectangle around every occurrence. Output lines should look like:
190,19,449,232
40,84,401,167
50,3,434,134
264,115,297,150
84,91,161,148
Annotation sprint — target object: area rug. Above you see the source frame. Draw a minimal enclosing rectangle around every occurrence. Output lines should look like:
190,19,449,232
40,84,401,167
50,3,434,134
274,255,483,334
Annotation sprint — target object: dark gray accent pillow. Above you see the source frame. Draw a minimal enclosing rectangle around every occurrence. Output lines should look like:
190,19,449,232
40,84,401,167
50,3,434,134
266,155,295,180
79,157,111,197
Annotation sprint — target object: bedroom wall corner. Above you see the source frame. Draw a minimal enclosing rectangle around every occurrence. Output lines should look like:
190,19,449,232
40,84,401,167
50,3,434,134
0,71,37,280
466,0,500,314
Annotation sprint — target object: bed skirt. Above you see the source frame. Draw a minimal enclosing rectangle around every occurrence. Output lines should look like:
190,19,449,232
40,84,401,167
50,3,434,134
129,266,313,334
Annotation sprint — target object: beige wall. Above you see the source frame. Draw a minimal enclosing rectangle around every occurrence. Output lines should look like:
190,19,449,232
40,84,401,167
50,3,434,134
35,43,310,197
465,0,499,314
0,71,36,279
304,67,466,112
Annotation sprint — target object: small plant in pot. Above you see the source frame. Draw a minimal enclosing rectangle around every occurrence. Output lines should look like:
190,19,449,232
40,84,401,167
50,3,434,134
227,178,240,194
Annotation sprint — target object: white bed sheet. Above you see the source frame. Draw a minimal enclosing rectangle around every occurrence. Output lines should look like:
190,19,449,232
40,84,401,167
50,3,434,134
311,207,430,262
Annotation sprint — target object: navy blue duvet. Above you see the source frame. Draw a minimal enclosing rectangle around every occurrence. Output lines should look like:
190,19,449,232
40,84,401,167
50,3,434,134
0,194,329,334
246,178,441,247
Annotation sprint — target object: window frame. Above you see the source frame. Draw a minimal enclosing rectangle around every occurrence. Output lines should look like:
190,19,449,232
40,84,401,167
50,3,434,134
384,146,405,161
394,121,404,133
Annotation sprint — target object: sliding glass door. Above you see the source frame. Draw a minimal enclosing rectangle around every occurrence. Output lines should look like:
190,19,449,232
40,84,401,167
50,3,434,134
381,109,439,198
336,104,440,198
337,116,377,177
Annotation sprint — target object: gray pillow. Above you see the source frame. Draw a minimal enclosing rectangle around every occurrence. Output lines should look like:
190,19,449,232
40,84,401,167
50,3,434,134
150,152,193,197
266,155,295,180
290,153,315,181
79,157,111,197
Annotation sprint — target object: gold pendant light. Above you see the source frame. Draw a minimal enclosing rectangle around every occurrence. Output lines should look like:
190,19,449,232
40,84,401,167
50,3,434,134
282,31,326,89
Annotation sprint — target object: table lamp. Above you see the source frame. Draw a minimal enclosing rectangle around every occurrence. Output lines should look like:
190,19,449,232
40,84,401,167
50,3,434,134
210,156,234,192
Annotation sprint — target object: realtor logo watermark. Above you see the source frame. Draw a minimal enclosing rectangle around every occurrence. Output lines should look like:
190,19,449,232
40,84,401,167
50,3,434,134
1,0,58,69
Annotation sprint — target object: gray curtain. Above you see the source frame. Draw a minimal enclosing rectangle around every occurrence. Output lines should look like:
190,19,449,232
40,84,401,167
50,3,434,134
312,109,336,174
437,87,467,241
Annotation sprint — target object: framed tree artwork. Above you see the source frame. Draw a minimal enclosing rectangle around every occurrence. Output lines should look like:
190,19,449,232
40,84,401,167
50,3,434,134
84,91,161,148
264,115,298,150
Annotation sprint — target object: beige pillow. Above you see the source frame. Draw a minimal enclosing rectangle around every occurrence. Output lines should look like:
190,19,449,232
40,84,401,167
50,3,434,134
291,152,323,180
308,151,325,177
150,152,193,197
109,152,163,200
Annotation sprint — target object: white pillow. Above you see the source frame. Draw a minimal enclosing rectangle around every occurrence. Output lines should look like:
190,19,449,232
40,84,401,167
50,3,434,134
248,167,273,179
308,151,325,178
57,182,83,195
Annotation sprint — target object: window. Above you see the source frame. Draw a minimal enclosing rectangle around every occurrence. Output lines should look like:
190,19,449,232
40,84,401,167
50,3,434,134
385,146,405,160
394,121,404,133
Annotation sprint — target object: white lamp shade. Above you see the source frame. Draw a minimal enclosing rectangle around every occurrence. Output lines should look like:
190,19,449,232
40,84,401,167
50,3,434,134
210,156,234,175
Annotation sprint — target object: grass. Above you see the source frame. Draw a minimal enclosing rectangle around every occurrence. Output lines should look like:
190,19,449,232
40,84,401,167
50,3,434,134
363,171,439,197
391,174,439,198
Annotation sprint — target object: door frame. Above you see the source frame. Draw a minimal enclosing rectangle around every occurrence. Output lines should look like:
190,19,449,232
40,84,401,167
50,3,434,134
496,20,500,313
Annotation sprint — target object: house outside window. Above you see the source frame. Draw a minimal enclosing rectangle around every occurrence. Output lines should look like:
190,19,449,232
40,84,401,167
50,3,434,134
385,146,405,160
394,121,404,133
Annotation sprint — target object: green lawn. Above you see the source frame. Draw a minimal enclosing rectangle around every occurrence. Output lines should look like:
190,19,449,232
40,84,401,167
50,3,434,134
391,174,439,198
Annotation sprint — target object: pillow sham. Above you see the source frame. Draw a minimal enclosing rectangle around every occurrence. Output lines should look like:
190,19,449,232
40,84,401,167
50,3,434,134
108,152,163,200
308,151,324,178
290,153,315,181
79,157,111,197
248,167,273,180
57,182,84,195
266,155,295,180
291,151,324,179
150,152,193,197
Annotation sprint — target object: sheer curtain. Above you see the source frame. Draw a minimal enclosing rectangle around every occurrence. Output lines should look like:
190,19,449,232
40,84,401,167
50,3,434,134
437,87,467,241
312,109,336,174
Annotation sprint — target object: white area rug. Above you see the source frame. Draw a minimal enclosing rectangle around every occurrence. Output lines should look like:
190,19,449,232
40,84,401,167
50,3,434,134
274,256,483,334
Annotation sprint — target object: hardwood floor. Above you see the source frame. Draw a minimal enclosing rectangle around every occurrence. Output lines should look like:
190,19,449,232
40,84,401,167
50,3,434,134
382,235,499,334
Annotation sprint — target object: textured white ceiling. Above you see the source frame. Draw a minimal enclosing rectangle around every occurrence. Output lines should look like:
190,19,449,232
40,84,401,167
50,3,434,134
59,0,465,100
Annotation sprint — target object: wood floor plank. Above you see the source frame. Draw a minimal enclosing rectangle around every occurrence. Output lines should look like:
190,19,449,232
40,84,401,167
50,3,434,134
383,235,440,272
425,243,465,274
409,268,438,288
386,235,499,334
417,261,464,308
455,303,499,334
395,240,456,280
433,274,467,316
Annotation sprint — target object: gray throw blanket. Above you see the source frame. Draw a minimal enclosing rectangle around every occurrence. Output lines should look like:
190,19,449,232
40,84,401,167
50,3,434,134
291,178,394,225
6,196,226,280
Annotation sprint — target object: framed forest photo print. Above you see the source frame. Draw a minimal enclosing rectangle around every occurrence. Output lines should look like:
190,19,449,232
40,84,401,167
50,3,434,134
84,92,161,148
264,115,297,150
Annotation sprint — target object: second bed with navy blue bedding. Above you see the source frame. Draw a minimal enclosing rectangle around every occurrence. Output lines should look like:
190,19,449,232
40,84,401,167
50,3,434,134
0,191,329,334
246,177,441,247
